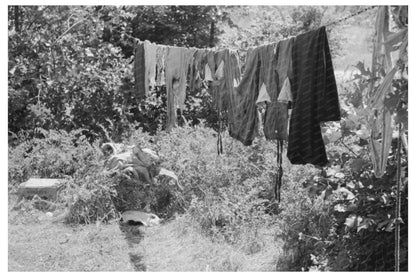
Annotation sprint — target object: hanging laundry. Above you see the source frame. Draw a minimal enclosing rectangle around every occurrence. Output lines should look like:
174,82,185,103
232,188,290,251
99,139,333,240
230,50,242,87
215,60,225,79
165,46,196,110
205,63,214,81
207,50,216,73
228,47,261,146
208,49,235,154
165,46,196,131
223,50,242,135
205,50,216,82
189,49,207,91
134,41,146,99
248,41,291,141
144,41,157,93
268,38,295,141
252,43,280,140
256,83,271,104
134,41,157,99
277,77,293,103
211,49,227,112
211,49,243,115
155,45,167,86
213,53,225,155
288,26,340,166
256,44,276,105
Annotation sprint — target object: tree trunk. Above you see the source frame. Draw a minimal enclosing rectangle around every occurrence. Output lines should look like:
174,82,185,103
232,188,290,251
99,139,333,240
209,21,215,47
14,6,20,32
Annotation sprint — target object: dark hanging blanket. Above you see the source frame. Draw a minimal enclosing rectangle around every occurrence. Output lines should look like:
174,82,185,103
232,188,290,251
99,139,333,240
288,26,341,166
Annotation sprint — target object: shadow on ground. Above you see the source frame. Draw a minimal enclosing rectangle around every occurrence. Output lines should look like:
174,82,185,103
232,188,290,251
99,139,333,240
119,223,146,271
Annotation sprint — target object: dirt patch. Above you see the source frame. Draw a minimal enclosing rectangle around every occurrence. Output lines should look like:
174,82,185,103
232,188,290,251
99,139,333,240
119,223,146,271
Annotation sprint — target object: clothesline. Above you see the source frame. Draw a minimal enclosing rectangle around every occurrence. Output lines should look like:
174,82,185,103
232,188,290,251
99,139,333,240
134,25,340,164
131,18,343,203
325,6,377,28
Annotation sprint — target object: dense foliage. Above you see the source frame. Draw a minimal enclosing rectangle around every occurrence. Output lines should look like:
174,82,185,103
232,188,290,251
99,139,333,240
8,5,226,139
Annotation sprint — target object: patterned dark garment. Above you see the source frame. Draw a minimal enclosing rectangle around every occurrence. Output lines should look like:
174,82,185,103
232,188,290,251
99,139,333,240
263,38,294,141
228,47,261,146
288,26,341,166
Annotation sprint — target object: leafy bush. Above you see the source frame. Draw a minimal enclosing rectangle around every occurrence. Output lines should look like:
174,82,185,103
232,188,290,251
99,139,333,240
138,125,284,250
8,126,189,224
8,128,101,191
8,128,117,223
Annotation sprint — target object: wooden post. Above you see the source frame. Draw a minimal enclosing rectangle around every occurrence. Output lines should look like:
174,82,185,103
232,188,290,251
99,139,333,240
395,123,402,272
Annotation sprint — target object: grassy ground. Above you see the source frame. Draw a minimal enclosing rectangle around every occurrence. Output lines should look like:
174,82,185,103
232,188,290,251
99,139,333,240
8,195,134,271
138,215,283,271
8,222,135,271
8,195,283,271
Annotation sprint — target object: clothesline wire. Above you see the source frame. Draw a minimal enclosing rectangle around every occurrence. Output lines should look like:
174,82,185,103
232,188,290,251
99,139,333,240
324,6,377,28
123,5,378,51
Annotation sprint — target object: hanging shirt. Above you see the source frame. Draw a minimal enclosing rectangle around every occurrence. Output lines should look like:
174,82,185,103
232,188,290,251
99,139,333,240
228,47,261,146
257,40,292,141
288,26,341,166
